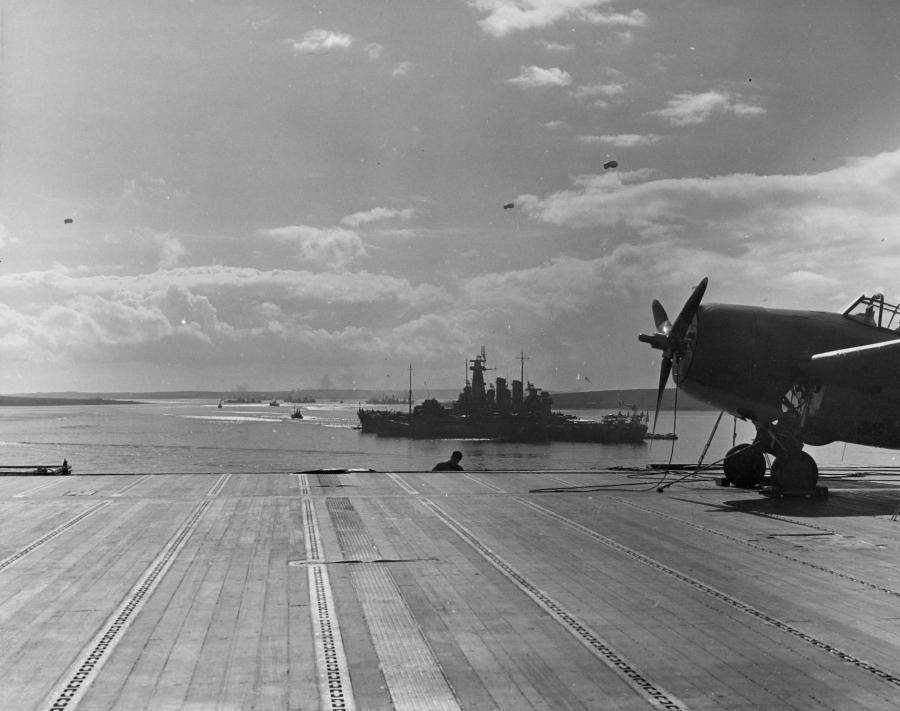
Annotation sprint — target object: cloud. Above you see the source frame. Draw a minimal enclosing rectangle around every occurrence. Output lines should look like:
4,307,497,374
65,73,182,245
340,207,415,228
257,225,367,269
647,90,765,126
538,40,574,53
392,61,414,78
508,65,572,89
289,29,354,54
469,0,646,38
595,133,665,148
157,233,187,269
0,266,453,365
120,174,190,208
364,42,383,60
519,150,900,300
572,81,626,103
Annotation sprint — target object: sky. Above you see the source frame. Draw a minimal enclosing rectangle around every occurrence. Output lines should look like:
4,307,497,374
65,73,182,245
2,1,900,394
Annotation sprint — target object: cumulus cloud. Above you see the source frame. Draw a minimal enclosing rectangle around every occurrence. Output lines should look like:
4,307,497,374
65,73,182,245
508,65,572,89
340,207,415,228
257,225,367,269
647,90,765,126
519,150,900,300
469,0,646,38
0,265,454,374
289,29,354,54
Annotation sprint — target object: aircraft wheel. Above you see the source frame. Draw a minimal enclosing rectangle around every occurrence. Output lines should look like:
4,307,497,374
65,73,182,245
723,443,766,488
770,452,818,493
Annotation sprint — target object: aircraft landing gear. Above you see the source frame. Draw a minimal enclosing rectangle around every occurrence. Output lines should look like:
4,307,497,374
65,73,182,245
718,421,828,499
769,452,828,499
719,443,766,488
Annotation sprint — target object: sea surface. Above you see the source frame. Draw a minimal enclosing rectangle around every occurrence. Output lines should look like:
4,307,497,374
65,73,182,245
0,399,898,475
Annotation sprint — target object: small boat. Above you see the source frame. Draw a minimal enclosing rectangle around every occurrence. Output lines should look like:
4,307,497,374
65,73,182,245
290,408,304,420
269,400,280,407
644,432,678,440
217,400,223,408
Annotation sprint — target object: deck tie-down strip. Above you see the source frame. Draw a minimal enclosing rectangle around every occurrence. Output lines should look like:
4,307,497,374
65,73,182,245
206,472,231,497
326,498,460,711
300,474,357,711
43,499,211,710
419,496,688,711
0,501,109,574
519,496,900,691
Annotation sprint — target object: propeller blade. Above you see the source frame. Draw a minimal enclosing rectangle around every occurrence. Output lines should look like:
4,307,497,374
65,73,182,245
651,300,672,335
670,277,708,342
652,358,672,434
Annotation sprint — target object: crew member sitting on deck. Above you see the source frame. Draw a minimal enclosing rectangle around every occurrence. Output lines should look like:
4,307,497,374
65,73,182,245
432,450,463,471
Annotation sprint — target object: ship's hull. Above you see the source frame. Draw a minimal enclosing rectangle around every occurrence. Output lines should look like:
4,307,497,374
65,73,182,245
358,408,647,443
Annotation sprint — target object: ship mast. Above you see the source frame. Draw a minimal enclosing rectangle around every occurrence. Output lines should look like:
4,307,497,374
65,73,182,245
408,363,413,415
518,350,529,385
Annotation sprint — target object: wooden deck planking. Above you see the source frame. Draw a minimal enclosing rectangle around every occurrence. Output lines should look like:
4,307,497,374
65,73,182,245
401,485,900,708
0,499,198,709
353,492,682,709
0,469,899,708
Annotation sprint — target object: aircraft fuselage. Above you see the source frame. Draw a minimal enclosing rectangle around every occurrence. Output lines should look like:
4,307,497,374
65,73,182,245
678,304,900,448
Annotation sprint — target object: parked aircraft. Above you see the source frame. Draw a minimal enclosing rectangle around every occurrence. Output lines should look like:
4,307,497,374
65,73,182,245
639,277,900,496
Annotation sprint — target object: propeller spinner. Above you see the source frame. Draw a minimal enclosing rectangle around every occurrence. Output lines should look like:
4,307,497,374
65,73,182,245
639,277,708,432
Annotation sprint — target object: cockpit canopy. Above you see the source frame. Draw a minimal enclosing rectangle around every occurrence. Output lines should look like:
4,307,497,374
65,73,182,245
842,292,900,330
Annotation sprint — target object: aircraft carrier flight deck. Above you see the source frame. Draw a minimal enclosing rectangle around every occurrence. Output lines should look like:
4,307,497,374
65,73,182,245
2,467,900,710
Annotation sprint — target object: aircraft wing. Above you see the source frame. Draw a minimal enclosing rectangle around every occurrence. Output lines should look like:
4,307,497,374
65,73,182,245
801,338,900,389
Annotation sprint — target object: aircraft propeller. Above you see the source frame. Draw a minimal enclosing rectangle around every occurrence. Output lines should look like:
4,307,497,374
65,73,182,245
639,277,708,432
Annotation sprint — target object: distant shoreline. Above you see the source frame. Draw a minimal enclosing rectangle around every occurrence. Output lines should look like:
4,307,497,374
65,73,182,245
0,387,713,410
0,396,141,407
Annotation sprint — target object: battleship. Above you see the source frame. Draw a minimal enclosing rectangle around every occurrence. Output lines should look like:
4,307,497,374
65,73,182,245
357,348,648,443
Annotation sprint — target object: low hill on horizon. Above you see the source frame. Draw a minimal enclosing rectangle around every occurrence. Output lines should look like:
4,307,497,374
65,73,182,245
549,388,713,411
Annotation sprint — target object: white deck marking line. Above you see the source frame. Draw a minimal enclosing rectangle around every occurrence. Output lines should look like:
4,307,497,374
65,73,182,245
520,496,900,690
206,472,231,497
326,498,461,711
43,500,211,710
461,473,505,492
13,477,70,497
300,475,357,711
110,475,151,497
386,472,418,494
419,497,688,711
0,502,110,574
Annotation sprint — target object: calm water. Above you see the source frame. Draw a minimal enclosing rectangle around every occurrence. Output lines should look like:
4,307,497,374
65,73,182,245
0,399,897,474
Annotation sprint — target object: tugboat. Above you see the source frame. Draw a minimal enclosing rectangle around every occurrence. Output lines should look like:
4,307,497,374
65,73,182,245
357,348,647,443
290,407,304,420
